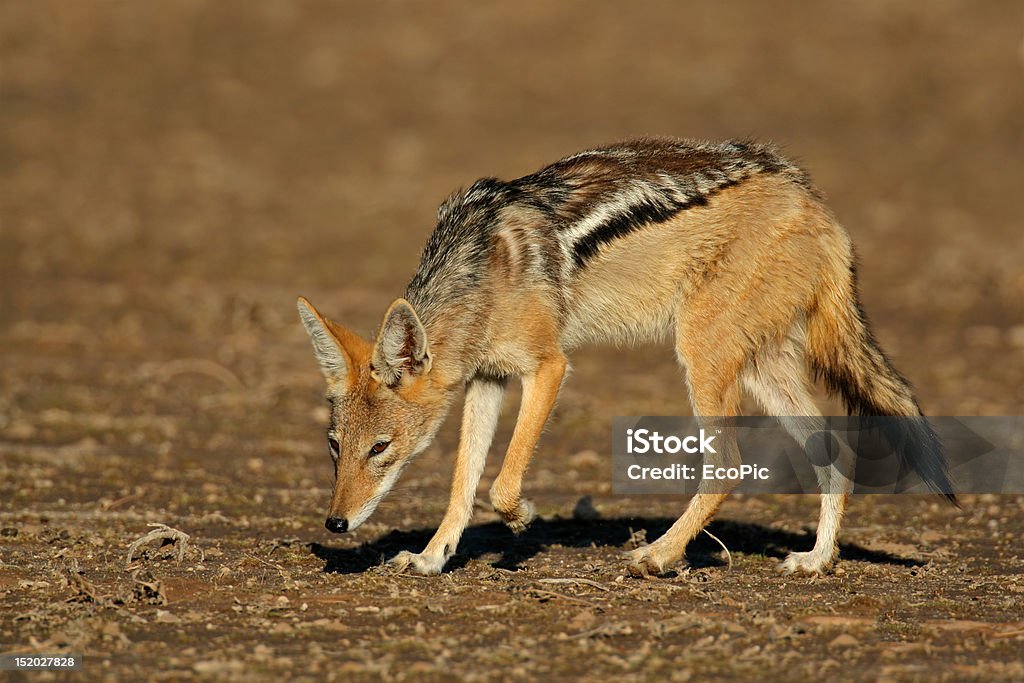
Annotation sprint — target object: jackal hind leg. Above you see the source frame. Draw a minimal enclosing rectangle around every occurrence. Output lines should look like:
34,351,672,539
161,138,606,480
627,345,744,577
741,332,854,574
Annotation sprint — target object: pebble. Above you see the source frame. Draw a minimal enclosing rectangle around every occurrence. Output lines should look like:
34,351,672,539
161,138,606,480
829,634,859,649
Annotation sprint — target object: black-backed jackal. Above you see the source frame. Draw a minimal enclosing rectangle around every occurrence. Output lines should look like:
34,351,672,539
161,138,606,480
298,138,953,577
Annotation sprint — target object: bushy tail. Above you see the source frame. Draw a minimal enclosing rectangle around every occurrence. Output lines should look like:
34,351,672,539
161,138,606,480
806,261,956,503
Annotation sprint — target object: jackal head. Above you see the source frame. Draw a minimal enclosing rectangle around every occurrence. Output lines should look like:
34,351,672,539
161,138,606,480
297,296,451,533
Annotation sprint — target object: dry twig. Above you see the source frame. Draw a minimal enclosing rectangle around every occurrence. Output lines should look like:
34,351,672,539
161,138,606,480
529,588,598,608
126,523,195,565
537,577,610,592
702,528,733,569
143,358,245,390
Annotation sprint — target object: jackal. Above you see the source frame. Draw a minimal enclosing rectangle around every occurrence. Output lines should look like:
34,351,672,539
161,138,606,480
297,138,953,576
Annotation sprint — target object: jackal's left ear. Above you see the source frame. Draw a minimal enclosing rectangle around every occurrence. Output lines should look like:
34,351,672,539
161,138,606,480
372,298,431,387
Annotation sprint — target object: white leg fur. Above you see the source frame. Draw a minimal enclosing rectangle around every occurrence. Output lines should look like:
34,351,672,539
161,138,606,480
741,329,855,575
390,377,505,575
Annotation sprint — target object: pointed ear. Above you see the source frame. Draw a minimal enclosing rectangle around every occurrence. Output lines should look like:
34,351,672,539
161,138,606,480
372,298,431,387
296,296,368,386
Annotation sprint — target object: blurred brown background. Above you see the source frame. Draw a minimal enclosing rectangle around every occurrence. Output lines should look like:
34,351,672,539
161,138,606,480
2,2,1022,418
2,2,1024,678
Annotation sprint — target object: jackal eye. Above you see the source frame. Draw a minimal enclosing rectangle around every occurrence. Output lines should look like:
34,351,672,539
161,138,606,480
328,437,340,458
369,440,391,456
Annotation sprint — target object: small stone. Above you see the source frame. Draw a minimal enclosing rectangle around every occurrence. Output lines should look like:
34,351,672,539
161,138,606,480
829,634,859,649
572,496,601,521
193,660,245,674
570,610,597,631
569,450,602,468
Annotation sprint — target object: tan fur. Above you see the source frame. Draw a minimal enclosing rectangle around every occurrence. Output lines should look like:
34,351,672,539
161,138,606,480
298,138,941,578
489,353,567,531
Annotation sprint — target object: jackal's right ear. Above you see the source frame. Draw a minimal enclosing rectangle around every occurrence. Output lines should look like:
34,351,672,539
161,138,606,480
297,297,355,385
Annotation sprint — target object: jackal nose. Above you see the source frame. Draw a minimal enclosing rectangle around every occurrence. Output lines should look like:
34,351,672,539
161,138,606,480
325,517,348,534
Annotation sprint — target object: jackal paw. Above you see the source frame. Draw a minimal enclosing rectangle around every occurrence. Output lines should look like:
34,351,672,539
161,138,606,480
625,547,671,577
779,550,835,575
496,498,536,535
388,550,446,576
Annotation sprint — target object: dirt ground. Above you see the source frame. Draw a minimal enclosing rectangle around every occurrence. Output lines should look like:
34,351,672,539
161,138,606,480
2,2,1023,681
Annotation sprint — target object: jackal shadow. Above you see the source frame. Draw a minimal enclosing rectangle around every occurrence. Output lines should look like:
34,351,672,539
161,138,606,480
309,514,923,575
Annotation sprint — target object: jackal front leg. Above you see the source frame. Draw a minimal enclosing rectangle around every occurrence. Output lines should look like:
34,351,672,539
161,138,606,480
390,377,505,575
489,355,567,534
